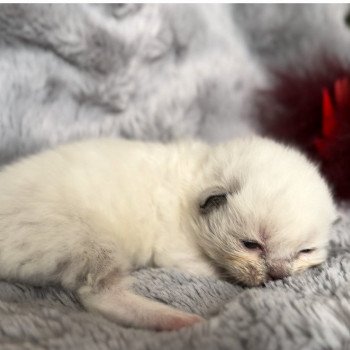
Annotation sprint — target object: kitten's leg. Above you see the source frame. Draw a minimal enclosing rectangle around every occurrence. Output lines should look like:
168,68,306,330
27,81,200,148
78,274,204,331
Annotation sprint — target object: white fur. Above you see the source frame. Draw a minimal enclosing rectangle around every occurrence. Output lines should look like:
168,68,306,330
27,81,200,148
0,137,335,330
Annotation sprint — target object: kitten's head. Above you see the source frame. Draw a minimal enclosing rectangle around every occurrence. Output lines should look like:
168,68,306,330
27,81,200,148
194,137,336,286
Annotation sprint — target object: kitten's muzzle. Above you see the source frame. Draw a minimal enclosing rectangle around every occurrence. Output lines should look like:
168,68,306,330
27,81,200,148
266,261,290,281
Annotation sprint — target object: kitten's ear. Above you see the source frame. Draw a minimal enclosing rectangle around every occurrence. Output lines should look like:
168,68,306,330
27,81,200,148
199,186,228,215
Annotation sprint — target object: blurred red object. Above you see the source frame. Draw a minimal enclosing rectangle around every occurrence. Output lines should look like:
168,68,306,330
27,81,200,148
258,61,350,199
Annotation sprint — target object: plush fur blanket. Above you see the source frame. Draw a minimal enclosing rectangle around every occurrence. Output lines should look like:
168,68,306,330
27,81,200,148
0,4,349,349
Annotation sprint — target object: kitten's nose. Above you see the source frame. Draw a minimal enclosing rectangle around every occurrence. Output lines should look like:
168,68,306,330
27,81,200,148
267,264,289,281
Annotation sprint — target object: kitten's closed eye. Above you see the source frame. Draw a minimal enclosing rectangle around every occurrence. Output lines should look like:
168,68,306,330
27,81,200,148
299,248,315,254
241,240,263,251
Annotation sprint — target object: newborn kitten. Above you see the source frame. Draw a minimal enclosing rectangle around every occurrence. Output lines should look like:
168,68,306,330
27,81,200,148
0,137,335,331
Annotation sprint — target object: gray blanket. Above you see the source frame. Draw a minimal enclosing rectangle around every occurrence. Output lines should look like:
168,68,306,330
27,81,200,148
0,4,350,349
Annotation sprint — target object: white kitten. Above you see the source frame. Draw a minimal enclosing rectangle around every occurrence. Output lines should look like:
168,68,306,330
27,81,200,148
0,137,335,330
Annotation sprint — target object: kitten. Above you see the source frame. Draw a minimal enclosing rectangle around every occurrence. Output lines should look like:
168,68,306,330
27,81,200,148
0,137,335,330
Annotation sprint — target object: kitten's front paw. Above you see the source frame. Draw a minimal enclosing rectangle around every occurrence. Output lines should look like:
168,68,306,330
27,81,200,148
156,312,204,331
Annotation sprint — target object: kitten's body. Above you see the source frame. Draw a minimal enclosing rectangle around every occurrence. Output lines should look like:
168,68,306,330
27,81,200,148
0,137,335,330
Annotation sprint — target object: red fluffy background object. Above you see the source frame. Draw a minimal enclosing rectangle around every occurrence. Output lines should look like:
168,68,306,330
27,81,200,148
257,59,350,200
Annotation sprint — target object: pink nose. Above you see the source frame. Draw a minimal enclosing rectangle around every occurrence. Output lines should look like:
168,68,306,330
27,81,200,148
268,264,289,281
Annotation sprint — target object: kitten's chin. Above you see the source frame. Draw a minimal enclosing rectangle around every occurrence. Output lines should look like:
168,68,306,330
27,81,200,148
222,265,267,287
236,276,266,287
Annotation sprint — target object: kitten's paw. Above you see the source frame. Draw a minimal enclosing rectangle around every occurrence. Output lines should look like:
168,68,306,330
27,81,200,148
156,312,204,331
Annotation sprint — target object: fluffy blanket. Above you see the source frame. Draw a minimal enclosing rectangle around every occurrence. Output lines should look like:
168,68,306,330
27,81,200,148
0,4,349,349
